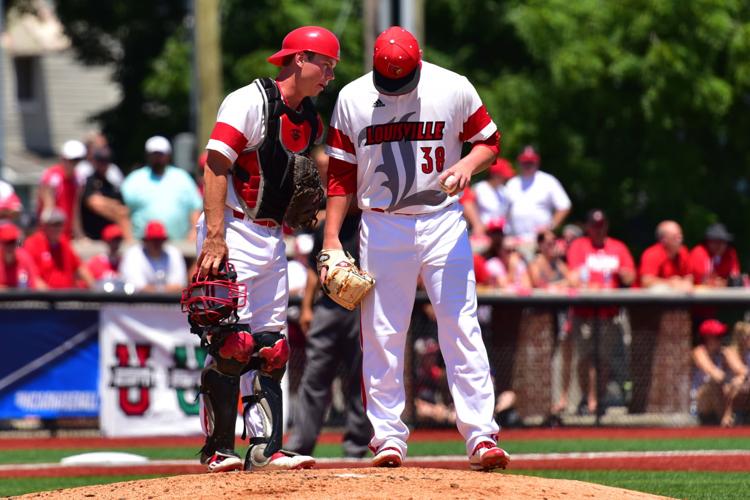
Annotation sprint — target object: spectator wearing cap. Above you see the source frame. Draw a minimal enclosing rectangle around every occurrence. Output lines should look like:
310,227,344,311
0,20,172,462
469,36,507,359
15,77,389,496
473,157,515,229
80,145,133,241
75,131,124,188
121,136,203,241
503,145,572,261
118,220,187,292
86,224,125,282
691,319,739,426
22,208,94,289
0,179,22,222
639,220,693,291
0,222,45,290
37,140,87,239
565,209,635,416
689,223,740,288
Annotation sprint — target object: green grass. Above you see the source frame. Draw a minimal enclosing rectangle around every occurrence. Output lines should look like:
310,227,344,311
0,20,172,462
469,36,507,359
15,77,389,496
3,437,749,464
0,475,163,497
510,470,750,500
1,437,749,497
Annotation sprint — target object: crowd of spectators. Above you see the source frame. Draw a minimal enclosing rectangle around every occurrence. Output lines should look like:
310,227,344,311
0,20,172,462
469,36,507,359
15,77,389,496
1,135,748,427
1,136,742,297
462,147,744,297
0,133,201,291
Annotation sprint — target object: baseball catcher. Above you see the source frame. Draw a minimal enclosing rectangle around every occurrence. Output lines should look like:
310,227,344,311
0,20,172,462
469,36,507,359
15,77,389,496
188,25,340,473
181,263,313,471
316,249,375,310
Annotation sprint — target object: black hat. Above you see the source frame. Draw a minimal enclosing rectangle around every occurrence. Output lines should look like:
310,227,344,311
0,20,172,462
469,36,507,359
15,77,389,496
705,223,733,242
92,146,112,163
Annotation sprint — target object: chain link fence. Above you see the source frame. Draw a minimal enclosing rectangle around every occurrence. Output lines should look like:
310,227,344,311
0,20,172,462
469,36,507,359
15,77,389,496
287,290,750,430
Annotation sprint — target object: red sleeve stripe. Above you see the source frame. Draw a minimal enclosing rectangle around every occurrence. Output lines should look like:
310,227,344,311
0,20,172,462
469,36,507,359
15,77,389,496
459,105,492,143
327,157,357,196
471,131,500,156
210,122,247,155
326,126,356,155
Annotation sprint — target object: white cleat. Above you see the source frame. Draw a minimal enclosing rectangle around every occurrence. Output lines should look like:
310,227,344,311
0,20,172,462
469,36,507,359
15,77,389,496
372,447,403,468
203,449,243,473
264,451,316,470
245,447,316,471
469,442,510,471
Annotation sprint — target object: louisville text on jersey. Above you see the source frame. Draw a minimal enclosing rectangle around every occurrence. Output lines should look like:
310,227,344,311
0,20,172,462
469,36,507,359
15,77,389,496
364,120,445,146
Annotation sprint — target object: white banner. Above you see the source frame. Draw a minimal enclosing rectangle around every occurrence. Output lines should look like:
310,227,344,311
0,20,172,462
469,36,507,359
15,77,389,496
99,304,204,437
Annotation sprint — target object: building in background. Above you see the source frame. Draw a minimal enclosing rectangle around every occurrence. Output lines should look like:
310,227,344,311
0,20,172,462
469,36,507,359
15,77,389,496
0,1,119,210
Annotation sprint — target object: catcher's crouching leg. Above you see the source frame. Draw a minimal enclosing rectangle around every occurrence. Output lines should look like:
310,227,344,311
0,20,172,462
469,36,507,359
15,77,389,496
242,332,315,471
199,328,255,473
199,363,243,472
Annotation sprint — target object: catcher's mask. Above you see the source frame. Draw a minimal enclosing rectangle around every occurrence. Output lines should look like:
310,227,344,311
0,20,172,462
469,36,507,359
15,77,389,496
180,263,246,327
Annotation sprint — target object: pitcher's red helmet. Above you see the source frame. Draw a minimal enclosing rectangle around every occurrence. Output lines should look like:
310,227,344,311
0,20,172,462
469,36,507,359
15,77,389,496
181,263,246,327
268,26,340,66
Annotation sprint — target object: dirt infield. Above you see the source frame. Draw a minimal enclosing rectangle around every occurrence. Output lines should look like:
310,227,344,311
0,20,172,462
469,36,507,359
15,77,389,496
16,467,672,500
2,450,749,478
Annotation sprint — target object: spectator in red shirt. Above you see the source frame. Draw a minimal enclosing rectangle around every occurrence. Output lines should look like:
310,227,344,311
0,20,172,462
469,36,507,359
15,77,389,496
37,140,87,239
639,220,693,291
86,224,124,283
566,209,635,416
0,223,45,290
689,223,740,287
23,208,94,289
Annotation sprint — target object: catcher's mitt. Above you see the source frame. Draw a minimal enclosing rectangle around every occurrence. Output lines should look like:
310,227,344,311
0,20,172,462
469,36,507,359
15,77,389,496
316,249,375,311
283,154,325,231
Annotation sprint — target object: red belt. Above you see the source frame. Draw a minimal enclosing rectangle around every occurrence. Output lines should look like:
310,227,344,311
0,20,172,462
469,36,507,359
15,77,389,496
231,209,280,228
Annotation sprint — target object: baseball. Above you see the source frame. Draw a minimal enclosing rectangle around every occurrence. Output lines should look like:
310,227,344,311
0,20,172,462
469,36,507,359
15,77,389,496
442,174,457,192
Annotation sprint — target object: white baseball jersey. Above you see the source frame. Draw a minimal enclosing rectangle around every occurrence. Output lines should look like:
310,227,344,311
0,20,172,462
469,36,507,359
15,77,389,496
326,61,497,214
473,180,511,224
325,61,501,459
504,170,571,240
206,81,323,215
206,82,266,214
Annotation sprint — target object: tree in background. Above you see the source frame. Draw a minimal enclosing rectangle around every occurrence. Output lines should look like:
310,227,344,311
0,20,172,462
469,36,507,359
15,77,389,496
54,0,362,173
428,0,750,258
54,1,188,171
29,0,750,261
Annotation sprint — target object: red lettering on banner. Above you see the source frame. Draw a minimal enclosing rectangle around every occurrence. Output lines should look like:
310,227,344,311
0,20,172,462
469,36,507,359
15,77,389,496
113,344,153,416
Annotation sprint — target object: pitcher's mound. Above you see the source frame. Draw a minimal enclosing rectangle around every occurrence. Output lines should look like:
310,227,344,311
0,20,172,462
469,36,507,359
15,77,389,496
19,467,672,499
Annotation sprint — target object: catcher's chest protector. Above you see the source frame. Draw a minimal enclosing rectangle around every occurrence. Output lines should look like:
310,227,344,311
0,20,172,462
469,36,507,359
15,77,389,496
232,78,319,223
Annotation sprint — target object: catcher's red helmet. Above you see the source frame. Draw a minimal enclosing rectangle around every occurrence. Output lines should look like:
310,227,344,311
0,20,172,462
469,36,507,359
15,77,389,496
267,26,340,66
180,263,246,327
